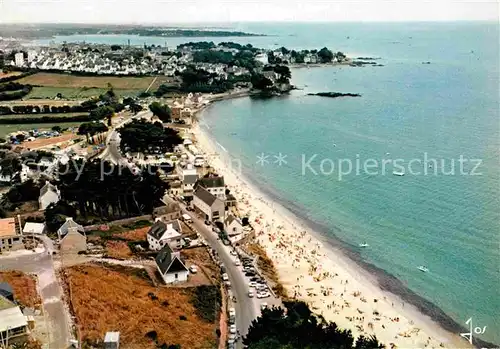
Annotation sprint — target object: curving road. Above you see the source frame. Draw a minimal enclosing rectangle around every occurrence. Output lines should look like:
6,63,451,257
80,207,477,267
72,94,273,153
99,110,152,165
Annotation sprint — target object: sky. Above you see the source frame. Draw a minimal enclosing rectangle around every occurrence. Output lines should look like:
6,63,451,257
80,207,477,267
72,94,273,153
1,0,498,23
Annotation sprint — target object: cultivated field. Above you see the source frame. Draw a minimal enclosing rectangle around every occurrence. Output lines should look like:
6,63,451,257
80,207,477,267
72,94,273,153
19,73,158,90
63,264,217,349
0,270,41,308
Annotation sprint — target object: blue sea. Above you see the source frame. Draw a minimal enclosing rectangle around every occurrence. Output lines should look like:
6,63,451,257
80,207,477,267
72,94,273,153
39,22,500,344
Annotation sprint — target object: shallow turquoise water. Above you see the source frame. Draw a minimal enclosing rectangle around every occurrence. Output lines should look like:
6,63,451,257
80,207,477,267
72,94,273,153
41,22,500,343
200,23,500,344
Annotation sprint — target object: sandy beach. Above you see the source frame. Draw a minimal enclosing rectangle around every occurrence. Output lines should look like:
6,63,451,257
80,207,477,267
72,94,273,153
191,116,473,349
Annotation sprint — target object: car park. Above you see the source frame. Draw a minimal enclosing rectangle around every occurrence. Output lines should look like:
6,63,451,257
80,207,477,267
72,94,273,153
248,281,256,288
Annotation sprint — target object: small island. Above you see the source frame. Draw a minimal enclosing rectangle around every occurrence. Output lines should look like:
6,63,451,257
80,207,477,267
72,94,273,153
307,92,361,98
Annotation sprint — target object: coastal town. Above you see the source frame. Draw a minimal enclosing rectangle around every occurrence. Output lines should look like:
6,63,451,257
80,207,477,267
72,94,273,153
0,23,481,349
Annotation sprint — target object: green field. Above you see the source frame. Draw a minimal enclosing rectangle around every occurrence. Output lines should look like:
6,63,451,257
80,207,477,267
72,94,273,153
27,87,142,99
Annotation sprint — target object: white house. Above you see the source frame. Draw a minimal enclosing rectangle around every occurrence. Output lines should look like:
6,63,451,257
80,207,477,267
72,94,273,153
14,52,24,67
255,53,269,65
196,175,225,201
147,219,183,251
38,181,60,211
225,215,243,237
182,171,198,198
22,222,46,235
155,244,189,284
193,187,224,223
57,217,84,240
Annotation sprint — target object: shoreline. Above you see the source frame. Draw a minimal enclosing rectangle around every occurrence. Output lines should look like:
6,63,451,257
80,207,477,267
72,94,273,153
189,100,487,348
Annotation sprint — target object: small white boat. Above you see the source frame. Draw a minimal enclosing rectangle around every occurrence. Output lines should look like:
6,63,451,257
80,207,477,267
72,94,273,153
393,171,405,176
359,243,369,248
418,266,429,272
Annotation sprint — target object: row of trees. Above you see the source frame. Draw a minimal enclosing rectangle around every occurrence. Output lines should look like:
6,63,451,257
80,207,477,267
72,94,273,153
0,85,32,101
44,159,168,227
118,119,183,154
77,122,108,143
244,301,384,349
0,96,105,116
0,114,91,125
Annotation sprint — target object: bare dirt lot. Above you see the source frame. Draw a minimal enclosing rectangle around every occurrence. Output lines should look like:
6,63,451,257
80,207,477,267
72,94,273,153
63,263,217,349
18,132,80,150
18,73,158,90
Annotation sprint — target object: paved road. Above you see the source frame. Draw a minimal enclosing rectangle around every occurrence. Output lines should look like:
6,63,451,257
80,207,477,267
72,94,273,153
0,251,71,349
179,203,281,348
100,110,152,165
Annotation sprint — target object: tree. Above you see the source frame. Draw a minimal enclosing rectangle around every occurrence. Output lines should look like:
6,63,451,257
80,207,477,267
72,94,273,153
149,102,172,122
44,201,77,233
117,119,183,154
318,47,334,63
251,74,273,91
129,103,143,114
244,301,384,349
51,125,62,133
335,51,347,63
78,122,108,143
55,159,168,221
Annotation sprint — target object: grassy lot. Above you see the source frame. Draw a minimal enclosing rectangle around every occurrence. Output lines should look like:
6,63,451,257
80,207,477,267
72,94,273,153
27,86,140,99
0,270,41,309
0,112,85,120
18,73,157,90
63,264,217,349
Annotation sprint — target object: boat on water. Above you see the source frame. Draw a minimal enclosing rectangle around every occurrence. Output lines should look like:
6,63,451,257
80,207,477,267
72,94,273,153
418,266,429,272
393,171,405,176
359,243,369,248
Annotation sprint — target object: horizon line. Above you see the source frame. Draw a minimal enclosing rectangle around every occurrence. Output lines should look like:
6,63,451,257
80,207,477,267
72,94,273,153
1,19,499,25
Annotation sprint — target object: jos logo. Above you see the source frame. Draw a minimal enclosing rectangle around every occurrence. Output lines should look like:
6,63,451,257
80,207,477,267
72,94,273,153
460,317,487,346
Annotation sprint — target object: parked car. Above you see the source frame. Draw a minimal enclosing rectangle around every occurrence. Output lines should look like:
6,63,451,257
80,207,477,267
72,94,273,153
257,291,271,299
229,324,237,334
260,302,268,310
230,250,237,256
248,281,256,288
189,265,198,273
234,260,241,266
204,220,210,225
248,290,254,298
222,273,229,281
